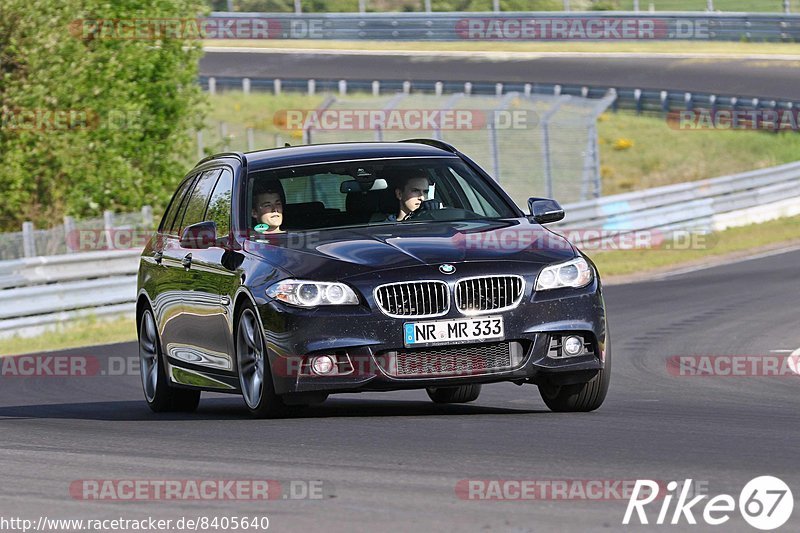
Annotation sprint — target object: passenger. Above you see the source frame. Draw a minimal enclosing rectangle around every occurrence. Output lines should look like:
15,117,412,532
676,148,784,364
252,180,285,234
388,171,430,222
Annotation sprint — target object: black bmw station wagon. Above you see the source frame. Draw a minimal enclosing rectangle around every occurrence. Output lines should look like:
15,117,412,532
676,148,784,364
136,140,610,417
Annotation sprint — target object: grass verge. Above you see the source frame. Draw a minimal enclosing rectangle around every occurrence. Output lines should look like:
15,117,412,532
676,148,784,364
588,215,800,279
0,316,136,357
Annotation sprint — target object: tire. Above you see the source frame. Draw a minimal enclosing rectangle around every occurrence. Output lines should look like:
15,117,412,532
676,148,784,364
138,308,201,413
426,384,482,404
538,348,611,413
235,304,287,418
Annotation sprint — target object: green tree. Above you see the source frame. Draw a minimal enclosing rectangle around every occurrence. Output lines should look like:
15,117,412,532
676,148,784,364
0,0,207,231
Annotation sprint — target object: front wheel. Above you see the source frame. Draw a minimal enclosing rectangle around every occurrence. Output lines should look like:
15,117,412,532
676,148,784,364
538,352,610,413
138,308,200,413
236,306,287,418
426,384,482,404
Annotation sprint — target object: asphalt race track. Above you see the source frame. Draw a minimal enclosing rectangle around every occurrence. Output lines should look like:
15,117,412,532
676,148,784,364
1,248,798,532
200,50,800,101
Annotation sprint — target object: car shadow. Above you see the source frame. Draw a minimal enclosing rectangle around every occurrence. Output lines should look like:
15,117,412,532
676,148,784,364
0,397,547,421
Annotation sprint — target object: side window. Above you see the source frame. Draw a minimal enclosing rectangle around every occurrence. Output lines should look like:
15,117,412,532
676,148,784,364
160,176,195,235
206,169,233,237
178,169,221,234
448,168,501,217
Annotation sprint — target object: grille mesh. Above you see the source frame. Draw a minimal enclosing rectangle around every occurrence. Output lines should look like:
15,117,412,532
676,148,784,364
455,276,524,313
394,342,513,377
375,281,449,317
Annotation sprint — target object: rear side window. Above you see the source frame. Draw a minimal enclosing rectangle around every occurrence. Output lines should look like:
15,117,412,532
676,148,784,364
178,169,221,234
160,176,196,235
206,169,233,237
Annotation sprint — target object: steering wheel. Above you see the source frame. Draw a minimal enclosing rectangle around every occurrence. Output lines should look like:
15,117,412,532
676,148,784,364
402,199,445,222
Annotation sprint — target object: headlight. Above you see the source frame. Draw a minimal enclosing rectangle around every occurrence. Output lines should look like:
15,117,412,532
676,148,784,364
535,257,593,291
266,279,359,307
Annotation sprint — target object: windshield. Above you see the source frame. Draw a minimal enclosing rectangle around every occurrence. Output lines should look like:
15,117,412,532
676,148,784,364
246,157,518,234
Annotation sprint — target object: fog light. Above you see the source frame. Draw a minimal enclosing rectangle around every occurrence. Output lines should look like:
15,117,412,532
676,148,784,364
563,336,584,356
311,355,335,375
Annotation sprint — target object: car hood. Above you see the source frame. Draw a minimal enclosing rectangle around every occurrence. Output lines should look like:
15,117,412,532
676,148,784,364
243,218,576,280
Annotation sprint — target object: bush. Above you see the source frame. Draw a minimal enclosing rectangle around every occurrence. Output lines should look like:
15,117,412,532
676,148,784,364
0,0,207,231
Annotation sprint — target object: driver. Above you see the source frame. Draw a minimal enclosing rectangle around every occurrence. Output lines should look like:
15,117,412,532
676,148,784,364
389,171,430,222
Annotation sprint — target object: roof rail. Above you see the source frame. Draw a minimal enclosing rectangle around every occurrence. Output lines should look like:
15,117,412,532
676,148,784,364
399,138,458,154
197,152,245,166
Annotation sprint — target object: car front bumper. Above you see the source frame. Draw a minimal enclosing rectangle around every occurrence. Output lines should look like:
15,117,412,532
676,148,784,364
255,262,608,396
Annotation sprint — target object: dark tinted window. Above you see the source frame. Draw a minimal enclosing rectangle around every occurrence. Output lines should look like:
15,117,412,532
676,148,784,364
178,169,221,234
206,169,233,237
160,176,196,235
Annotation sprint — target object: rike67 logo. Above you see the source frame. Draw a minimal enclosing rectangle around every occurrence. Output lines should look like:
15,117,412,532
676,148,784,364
623,476,793,530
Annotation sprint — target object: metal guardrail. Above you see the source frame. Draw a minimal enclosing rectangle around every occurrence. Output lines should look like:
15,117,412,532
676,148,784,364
199,76,800,130
1,162,799,339
207,11,800,42
0,250,141,340
553,161,800,240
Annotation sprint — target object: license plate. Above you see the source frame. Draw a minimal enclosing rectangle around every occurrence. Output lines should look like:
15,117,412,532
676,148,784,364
403,316,504,347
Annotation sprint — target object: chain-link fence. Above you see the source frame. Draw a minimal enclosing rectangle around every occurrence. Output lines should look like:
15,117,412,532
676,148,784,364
297,92,614,208
0,208,154,261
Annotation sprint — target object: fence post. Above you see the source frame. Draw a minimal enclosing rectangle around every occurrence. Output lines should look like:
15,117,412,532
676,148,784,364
22,222,36,258
424,0,432,12
464,82,472,96
103,210,114,251
492,0,500,12
339,80,347,95
634,89,642,115
273,79,282,95
63,216,76,253
495,83,503,96
295,0,302,14
220,122,229,151
308,79,316,96
208,77,216,96
435,81,443,97
403,81,411,94
242,77,251,95
247,127,255,151
141,206,153,229
372,80,380,96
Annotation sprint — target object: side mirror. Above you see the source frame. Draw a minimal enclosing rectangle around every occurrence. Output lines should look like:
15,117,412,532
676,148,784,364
527,197,564,224
180,221,217,249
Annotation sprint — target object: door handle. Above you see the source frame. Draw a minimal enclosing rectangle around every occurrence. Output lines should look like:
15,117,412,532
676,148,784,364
182,253,192,269
152,251,163,264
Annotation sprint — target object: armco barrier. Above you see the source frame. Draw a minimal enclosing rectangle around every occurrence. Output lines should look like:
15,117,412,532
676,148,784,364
1,162,799,340
198,76,800,130
204,12,800,42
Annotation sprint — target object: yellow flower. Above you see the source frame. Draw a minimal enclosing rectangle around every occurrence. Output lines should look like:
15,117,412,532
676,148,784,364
613,138,634,151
